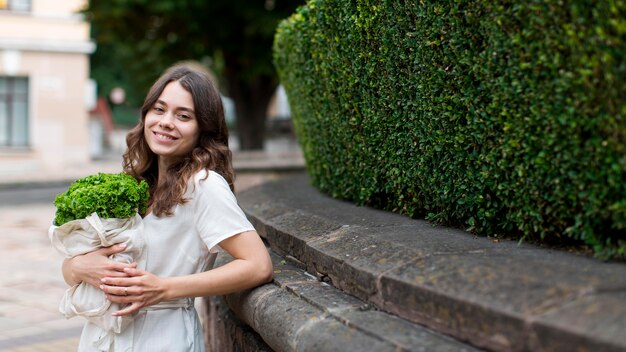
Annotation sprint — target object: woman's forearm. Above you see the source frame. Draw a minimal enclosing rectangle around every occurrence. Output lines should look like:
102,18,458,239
62,258,80,286
163,257,273,300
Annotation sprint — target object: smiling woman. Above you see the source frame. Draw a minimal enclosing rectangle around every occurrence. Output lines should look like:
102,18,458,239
60,61,273,352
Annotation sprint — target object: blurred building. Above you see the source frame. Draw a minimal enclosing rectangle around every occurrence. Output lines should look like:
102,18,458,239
0,0,95,174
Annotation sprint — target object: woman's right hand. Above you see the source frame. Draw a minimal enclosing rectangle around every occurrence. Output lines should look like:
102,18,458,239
62,244,137,288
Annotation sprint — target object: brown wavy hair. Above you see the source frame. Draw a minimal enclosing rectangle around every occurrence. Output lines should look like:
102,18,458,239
123,61,233,217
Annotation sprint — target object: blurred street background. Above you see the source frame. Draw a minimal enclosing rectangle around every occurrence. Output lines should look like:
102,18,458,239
0,0,305,350
0,0,305,181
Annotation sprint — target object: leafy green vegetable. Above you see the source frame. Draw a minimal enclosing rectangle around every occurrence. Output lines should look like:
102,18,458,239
53,172,150,226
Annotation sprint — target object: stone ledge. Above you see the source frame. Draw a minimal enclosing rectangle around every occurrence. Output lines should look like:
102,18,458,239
237,173,626,352
209,250,478,352
203,294,274,352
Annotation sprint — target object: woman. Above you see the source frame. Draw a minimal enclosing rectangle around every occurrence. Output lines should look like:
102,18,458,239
62,61,273,351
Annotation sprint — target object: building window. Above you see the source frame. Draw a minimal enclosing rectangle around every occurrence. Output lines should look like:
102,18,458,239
0,0,31,12
0,77,29,147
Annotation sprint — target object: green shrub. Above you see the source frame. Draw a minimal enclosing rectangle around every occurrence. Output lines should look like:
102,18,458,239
274,0,626,258
53,172,149,226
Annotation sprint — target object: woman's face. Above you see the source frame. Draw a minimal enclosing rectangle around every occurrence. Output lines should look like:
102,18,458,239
144,81,200,168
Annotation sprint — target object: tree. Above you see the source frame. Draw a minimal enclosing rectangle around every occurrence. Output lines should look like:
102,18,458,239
85,0,303,150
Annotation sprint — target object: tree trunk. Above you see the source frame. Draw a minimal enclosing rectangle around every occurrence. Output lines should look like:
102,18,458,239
226,71,276,151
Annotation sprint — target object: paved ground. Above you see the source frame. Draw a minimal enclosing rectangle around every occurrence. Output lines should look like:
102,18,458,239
0,203,83,351
0,139,303,351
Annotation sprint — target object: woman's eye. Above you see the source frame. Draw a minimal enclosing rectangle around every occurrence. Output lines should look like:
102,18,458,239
178,114,191,119
153,107,165,113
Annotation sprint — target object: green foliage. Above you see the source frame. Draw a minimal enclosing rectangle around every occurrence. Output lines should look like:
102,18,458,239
86,0,292,101
85,0,304,149
110,106,141,128
53,173,150,226
274,0,626,258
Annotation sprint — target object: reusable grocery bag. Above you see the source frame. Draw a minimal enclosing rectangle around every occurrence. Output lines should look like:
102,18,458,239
49,212,145,351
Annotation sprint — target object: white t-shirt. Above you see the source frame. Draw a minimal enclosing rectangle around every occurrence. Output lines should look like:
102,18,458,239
78,170,255,352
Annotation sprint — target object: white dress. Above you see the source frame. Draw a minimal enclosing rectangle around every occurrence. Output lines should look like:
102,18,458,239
77,170,255,352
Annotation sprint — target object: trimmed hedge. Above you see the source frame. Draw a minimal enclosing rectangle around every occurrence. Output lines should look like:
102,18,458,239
273,0,626,258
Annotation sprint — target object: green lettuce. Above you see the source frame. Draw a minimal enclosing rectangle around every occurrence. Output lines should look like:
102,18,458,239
53,172,150,226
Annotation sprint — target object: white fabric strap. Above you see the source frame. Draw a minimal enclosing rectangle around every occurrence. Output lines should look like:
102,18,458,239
48,224,70,257
142,298,193,311
64,284,113,317
85,212,114,247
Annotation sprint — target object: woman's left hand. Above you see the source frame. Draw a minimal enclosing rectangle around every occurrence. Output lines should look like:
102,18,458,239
100,267,169,316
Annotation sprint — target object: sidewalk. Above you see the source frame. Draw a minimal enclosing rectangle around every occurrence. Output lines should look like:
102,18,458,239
0,203,85,351
0,145,304,351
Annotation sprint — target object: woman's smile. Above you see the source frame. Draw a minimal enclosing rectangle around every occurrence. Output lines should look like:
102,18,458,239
153,131,177,142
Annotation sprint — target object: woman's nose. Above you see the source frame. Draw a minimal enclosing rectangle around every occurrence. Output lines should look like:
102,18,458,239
158,113,175,128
